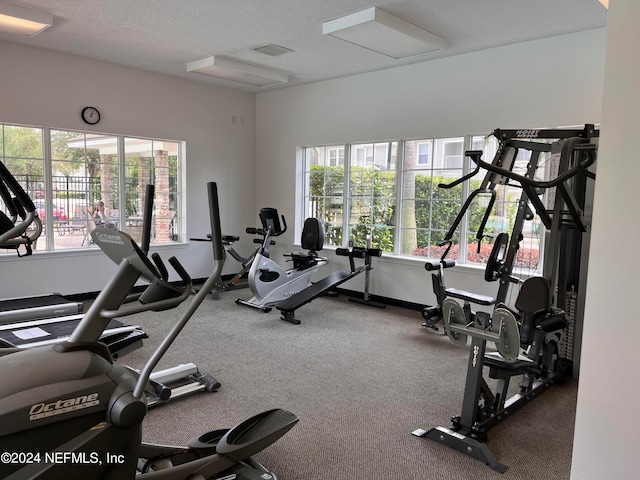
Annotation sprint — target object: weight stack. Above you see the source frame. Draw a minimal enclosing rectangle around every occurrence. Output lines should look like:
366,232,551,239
560,289,578,361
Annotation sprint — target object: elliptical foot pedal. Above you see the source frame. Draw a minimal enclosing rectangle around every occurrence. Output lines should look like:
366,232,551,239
188,428,230,456
197,374,221,392
216,409,299,462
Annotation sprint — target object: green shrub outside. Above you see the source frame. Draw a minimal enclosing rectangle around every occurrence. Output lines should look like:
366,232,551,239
308,165,517,253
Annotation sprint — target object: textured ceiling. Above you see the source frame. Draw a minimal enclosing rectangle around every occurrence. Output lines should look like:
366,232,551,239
0,0,607,92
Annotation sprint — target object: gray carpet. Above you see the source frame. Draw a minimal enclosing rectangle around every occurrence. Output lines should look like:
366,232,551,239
121,290,577,480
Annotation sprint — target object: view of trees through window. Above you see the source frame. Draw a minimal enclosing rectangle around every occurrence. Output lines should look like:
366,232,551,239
303,135,545,271
0,123,181,253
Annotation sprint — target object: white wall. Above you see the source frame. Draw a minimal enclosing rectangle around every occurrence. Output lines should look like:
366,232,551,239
571,1,640,478
0,42,257,297
255,28,607,306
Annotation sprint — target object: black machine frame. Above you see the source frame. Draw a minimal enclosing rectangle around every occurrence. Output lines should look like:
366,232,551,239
415,125,598,472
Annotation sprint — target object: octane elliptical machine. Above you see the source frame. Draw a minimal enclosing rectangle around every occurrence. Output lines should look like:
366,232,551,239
0,182,298,480
236,211,328,312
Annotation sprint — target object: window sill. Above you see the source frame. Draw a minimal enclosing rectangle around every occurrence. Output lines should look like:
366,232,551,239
0,241,189,262
319,245,488,276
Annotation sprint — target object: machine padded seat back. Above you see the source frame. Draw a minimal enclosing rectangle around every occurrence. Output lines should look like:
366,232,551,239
260,208,284,236
300,217,324,253
515,276,552,347
289,218,324,270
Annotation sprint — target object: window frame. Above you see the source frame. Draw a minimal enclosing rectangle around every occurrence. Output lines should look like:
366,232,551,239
299,133,547,273
0,122,185,255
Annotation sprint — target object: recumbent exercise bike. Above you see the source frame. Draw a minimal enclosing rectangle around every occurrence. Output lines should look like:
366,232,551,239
236,211,328,312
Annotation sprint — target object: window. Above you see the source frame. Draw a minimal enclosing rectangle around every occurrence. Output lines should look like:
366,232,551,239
348,142,397,250
303,145,345,246
417,141,431,165
402,137,465,259
1,123,183,254
301,133,546,272
328,147,344,166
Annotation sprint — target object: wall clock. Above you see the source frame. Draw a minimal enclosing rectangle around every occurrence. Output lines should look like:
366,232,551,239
81,106,101,125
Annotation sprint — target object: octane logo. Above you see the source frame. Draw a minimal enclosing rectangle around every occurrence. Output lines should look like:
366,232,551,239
94,231,125,245
29,393,100,420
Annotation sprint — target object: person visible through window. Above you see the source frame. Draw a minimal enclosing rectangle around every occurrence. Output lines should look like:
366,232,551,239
93,201,114,228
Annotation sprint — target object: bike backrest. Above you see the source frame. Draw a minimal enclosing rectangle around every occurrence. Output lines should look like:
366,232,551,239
301,217,324,253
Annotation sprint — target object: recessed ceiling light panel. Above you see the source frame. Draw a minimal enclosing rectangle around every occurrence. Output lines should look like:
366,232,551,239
0,1,52,37
323,7,444,59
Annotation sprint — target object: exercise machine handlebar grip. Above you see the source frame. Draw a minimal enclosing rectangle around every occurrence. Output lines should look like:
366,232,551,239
152,252,169,281
141,184,154,254
425,259,456,271
168,256,192,285
207,182,225,261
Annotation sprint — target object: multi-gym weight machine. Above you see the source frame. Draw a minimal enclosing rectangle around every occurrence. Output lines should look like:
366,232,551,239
413,125,598,472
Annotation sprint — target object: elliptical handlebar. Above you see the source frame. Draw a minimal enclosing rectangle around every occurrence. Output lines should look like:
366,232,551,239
99,254,193,320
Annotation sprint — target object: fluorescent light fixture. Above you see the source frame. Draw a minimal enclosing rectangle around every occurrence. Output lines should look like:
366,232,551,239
0,1,52,37
186,56,289,87
322,7,444,59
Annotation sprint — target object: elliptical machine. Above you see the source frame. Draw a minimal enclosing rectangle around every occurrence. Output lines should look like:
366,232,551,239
0,182,298,479
236,211,328,312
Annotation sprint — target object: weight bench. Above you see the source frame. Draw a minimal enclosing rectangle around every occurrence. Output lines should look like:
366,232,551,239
276,246,381,324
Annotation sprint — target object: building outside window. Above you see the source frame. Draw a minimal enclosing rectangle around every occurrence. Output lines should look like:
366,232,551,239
0,123,182,254
301,133,545,272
